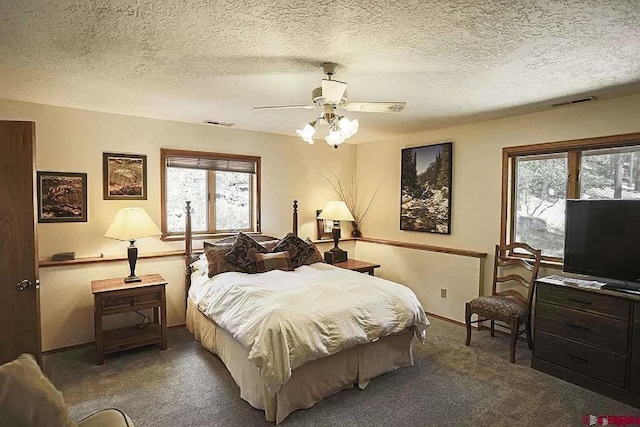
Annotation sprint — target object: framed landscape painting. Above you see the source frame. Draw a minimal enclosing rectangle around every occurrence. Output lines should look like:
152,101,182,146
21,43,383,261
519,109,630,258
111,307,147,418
400,142,452,234
103,153,147,200
37,171,87,223
316,209,333,240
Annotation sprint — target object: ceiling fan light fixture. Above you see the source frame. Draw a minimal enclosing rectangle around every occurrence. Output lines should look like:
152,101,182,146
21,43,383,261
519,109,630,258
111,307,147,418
325,129,345,148
296,122,316,144
338,117,359,139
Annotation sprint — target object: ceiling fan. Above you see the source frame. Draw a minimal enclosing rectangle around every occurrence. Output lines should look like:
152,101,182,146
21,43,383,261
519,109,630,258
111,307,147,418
253,62,406,147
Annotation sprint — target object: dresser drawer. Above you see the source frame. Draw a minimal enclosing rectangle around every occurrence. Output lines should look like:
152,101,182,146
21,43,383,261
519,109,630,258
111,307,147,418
634,324,640,359
536,302,629,354
636,302,640,323
632,359,640,394
537,283,630,320
101,289,161,311
534,331,627,388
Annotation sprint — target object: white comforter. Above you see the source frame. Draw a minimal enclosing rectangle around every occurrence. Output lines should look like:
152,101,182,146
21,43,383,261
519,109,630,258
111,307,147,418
189,262,430,395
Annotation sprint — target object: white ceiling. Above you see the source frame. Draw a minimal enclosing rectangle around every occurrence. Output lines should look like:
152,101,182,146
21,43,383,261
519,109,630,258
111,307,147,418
1,0,640,143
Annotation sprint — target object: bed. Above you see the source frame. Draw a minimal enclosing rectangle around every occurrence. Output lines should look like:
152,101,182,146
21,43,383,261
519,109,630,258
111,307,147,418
183,201,430,423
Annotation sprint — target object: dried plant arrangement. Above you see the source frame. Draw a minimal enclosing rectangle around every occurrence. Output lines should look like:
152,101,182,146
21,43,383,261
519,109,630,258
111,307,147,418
318,172,384,237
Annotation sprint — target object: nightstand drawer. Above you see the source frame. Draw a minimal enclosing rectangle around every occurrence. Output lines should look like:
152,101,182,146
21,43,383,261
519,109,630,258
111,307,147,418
537,283,630,319
536,302,629,354
102,289,161,311
534,330,627,388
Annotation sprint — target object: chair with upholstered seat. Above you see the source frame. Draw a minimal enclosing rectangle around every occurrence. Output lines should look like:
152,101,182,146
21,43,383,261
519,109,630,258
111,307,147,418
465,242,542,363
0,353,135,427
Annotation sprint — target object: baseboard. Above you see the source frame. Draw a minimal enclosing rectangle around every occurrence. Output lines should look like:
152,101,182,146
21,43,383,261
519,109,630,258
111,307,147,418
425,311,479,330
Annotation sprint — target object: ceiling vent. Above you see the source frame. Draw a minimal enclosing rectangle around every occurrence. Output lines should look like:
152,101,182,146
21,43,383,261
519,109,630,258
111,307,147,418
203,120,235,127
551,96,597,107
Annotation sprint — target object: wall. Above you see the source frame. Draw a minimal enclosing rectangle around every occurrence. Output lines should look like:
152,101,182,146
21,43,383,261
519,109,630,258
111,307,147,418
0,98,357,351
354,93,640,322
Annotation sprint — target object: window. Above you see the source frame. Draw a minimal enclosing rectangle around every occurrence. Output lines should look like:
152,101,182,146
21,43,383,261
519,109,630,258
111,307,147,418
502,133,640,261
161,149,260,238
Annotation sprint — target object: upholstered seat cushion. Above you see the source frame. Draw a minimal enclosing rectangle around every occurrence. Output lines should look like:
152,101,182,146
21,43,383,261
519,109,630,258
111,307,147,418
77,408,134,427
468,295,528,318
0,353,75,427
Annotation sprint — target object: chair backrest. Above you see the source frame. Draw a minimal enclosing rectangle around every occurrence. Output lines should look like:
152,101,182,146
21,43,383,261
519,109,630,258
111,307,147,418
492,242,542,307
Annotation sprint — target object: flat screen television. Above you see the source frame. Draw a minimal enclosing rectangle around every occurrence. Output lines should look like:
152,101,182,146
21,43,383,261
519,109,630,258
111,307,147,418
564,199,640,284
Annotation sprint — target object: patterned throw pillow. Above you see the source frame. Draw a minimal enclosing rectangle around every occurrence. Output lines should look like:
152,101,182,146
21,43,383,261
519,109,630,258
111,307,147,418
271,233,314,268
304,238,325,265
224,232,268,273
203,241,244,278
255,251,294,273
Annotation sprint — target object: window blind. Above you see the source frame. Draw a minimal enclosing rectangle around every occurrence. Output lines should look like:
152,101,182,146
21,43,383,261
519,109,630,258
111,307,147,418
166,156,257,174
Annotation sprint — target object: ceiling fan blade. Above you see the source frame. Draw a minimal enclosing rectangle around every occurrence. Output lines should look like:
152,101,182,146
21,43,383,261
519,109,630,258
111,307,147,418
344,102,406,113
321,79,347,104
253,105,318,110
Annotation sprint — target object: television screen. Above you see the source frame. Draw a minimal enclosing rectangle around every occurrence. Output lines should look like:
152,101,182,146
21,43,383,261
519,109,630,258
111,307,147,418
564,199,640,283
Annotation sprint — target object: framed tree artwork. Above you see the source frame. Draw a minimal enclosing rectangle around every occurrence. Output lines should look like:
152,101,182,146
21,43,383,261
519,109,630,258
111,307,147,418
37,171,88,223
400,142,452,234
103,152,147,200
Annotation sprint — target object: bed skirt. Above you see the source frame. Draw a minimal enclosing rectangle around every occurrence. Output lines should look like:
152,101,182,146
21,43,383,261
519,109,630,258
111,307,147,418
186,299,415,424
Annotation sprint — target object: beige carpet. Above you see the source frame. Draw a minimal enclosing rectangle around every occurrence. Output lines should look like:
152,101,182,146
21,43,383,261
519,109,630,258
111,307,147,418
44,318,639,426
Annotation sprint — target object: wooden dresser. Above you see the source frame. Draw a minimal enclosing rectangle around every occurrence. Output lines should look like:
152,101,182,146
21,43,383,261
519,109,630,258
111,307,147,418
532,276,640,407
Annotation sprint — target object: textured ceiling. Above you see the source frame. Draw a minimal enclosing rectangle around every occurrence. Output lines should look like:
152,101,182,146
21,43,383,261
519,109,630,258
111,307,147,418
1,0,640,143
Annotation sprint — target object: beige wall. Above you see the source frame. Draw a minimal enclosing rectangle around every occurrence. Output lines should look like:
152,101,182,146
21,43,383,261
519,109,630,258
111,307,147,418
355,93,640,322
0,98,357,351
3,92,640,349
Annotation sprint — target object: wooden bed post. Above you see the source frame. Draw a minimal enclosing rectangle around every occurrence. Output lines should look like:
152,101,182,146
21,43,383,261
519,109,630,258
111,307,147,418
293,200,298,237
185,200,193,263
185,201,193,307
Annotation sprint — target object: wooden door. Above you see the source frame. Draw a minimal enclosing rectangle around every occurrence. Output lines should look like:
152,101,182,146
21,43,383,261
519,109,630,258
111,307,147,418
0,121,41,365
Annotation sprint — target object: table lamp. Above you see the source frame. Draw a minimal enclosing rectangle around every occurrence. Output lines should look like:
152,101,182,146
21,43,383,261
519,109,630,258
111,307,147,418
318,201,355,264
105,207,162,283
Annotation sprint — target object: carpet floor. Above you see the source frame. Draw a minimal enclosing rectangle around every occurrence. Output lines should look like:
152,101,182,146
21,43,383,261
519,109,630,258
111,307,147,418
44,318,639,426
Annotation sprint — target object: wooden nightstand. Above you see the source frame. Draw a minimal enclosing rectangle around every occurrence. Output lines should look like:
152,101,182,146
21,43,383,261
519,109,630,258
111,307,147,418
334,259,380,276
92,273,168,365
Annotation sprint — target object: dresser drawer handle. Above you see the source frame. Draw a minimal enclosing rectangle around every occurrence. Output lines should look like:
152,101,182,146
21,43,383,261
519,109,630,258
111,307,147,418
566,323,590,332
567,298,591,305
565,353,588,364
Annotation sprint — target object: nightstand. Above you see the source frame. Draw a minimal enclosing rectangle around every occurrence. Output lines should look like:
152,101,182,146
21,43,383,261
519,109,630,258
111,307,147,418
333,259,381,276
92,273,168,365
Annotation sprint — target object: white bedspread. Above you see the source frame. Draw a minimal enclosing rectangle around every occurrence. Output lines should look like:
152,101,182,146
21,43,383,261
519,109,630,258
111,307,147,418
189,263,430,395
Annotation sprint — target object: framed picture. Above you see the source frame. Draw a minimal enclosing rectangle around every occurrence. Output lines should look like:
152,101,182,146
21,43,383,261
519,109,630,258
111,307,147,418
400,142,452,234
316,209,333,240
37,172,88,223
103,153,147,200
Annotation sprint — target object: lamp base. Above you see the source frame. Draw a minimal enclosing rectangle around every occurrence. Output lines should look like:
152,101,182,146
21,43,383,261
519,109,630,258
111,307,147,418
124,275,141,283
324,249,347,264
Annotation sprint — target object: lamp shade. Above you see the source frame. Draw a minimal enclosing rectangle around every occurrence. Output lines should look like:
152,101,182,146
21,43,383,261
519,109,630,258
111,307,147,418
318,201,355,221
105,207,162,241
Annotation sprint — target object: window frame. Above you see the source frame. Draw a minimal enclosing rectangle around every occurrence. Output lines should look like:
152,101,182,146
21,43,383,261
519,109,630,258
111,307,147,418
501,132,640,266
160,148,261,240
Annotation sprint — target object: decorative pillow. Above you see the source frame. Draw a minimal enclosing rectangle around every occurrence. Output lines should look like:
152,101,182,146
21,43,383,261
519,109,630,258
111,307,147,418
0,354,75,427
224,232,268,274
189,252,209,273
255,251,294,273
304,238,325,265
203,241,244,278
271,233,315,268
260,239,281,252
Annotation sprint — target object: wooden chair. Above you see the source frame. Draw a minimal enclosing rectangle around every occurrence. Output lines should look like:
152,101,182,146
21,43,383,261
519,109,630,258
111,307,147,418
465,243,542,363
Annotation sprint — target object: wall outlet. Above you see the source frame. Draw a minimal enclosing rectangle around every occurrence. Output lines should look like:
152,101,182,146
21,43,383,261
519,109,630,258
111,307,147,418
440,288,447,298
